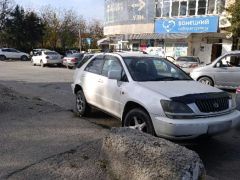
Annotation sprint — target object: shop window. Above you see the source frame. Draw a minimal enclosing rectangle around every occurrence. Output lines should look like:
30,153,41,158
172,1,180,16
162,0,170,17
180,1,187,16
198,0,207,15
188,0,196,15
216,0,225,14
156,0,162,17
207,0,215,14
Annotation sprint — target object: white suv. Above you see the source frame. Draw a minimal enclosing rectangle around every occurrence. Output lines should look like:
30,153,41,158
0,48,29,61
72,52,240,140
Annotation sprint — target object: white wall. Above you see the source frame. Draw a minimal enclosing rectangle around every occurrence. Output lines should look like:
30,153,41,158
191,36,212,64
222,39,232,55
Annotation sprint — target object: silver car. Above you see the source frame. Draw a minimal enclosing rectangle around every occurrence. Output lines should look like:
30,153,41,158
191,51,240,89
174,56,202,74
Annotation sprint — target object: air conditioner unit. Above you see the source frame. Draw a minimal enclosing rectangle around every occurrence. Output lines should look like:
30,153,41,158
219,16,231,28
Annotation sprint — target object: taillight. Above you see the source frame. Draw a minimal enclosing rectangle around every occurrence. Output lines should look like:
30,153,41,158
189,64,198,68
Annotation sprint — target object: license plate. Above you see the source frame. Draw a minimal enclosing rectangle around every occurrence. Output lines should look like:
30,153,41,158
208,121,232,134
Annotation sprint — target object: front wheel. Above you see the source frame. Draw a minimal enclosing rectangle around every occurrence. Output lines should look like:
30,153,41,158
198,77,214,86
40,61,45,67
124,108,155,136
21,55,28,61
76,90,91,117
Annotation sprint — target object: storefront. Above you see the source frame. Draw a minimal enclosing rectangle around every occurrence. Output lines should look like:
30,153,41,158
103,0,233,63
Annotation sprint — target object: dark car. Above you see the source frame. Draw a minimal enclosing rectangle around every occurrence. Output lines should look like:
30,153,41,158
63,53,84,69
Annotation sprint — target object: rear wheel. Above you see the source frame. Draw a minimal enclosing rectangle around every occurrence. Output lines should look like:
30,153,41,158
198,77,214,86
76,90,91,117
0,55,6,61
124,108,155,136
21,55,28,61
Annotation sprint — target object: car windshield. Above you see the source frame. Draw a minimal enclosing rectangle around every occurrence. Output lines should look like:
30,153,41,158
123,57,192,82
176,57,199,62
45,51,58,55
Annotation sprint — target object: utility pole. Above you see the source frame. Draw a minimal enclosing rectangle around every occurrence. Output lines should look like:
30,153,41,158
79,29,82,52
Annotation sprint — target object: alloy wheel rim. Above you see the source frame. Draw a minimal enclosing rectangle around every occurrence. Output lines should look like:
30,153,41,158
128,116,147,132
76,95,84,112
200,79,211,85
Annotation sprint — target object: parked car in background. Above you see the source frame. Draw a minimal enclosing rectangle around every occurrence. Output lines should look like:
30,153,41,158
0,48,29,61
174,56,202,74
63,53,84,69
31,50,62,67
30,49,50,57
65,50,79,56
191,51,240,89
237,86,240,94
72,52,240,140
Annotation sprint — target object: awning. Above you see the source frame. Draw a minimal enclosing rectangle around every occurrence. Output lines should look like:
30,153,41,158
112,33,191,40
97,37,110,46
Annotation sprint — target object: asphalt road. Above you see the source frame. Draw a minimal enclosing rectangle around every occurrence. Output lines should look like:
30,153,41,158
0,61,240,179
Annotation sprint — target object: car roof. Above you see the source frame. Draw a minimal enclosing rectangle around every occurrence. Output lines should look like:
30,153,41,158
95,52,160,58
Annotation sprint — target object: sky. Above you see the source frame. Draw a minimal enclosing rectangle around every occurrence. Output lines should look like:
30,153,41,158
14,0,104,21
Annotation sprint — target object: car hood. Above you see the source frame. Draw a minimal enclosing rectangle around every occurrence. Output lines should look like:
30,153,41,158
137,81,222,98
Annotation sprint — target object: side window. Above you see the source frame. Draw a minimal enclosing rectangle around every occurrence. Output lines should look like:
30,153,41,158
85,56,104,74
102,56,128,81
2,49,9,52
77,55,93,68
219,55,240,67
102,56,122,77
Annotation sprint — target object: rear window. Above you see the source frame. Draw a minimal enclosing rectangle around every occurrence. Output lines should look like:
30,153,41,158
176,57,199,62
45,51,58,55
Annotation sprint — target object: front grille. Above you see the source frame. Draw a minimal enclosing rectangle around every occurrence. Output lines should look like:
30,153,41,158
195,97,229,113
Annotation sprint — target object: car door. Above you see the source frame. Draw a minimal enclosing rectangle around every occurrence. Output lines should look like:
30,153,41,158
2,48,11,58
9,48,20,59
97,55,128,117
81,55,105,108
214,54,240,88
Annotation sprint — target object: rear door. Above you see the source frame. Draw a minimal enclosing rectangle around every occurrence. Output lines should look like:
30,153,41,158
82,55,105,108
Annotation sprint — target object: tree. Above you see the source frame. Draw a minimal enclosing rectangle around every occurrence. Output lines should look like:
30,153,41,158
227,1,240,50
5,5,25,49
0,0,13,46
88,19,104,49
41,6,61,49
24,11,45,49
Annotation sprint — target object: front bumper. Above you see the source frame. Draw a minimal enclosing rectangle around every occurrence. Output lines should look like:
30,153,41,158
151,110,240,140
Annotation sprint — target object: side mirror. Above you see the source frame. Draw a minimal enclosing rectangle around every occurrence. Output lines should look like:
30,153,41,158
108,70,122,81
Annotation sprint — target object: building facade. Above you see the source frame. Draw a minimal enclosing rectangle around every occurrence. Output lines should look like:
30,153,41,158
104,0,234,64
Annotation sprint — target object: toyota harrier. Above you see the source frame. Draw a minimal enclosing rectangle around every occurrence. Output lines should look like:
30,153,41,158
72,52,240,139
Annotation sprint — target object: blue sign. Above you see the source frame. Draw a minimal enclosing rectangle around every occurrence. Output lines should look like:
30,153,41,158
86,38,92,45
155,16,219,33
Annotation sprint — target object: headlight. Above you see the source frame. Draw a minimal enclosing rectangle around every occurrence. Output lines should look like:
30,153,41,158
160,100,194,119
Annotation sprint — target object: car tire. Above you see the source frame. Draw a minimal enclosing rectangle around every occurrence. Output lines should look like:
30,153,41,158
124,108,155,136
76,90,91,117
31,59,36,66
40,61,45,67
198,77,214,86
0,55,6,61
21,55,28,61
